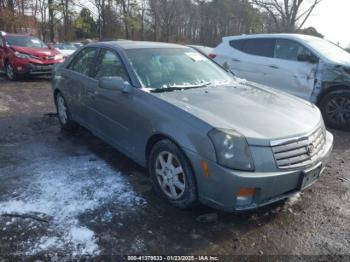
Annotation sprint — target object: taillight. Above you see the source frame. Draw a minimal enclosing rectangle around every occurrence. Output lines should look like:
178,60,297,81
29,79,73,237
208,53,217,59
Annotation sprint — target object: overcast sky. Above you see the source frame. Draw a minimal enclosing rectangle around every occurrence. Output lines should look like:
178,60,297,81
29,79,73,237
303,0,350,48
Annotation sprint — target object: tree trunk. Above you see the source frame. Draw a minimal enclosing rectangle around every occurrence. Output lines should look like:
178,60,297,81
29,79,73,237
48,0,54,41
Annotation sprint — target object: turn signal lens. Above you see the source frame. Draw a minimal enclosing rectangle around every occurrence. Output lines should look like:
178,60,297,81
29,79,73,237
236,188,256,197
200,160,209,178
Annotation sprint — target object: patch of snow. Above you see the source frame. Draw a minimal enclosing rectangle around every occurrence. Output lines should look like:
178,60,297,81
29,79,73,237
0,104,9,112
286,192,302,206
0,155,146,256
69,227,99,256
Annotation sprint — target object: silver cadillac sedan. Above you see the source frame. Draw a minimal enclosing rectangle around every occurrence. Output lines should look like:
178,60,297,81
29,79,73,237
52,41,333,212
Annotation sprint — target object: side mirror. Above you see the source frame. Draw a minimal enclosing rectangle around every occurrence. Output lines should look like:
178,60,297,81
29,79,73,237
297,54,319,64
98,76,132,93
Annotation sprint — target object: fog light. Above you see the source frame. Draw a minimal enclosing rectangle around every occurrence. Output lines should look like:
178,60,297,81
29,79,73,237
17,66,23,71
235,188,256,206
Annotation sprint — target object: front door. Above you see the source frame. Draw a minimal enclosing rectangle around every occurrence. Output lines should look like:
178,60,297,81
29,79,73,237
86,48,134,152
266,39,318,100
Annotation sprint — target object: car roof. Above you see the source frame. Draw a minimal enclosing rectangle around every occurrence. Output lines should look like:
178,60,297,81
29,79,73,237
188,45,213,49
89,40,188,50
222,33,321,43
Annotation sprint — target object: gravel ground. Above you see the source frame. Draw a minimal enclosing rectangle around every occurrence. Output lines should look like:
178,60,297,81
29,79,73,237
0,75,349,260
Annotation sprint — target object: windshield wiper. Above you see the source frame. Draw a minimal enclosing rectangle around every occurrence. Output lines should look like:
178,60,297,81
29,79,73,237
150,82,211,93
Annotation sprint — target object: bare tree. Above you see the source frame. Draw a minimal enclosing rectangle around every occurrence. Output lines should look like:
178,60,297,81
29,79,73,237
251,0,323,32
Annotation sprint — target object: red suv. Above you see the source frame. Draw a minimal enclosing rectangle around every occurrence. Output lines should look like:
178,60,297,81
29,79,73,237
0,32,64,80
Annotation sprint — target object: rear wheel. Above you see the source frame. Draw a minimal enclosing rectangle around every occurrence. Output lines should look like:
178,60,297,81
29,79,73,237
148,139,198,209
5,62,17,81
319,90,350,129
55,92,77,131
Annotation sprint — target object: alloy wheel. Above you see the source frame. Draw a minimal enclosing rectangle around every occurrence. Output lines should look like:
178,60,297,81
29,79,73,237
326,96,350,126
155,151,186,200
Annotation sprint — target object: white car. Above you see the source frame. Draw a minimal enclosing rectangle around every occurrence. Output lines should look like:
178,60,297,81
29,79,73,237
212,34,350,129
53,43,77,58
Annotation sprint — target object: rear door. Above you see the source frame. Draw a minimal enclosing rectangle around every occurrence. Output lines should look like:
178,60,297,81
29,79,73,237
63,47,98,126
268,39,318,100
228,38,276,85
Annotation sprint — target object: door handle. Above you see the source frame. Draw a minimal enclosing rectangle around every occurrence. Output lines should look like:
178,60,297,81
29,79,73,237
269,65,279,69
232,58,241,62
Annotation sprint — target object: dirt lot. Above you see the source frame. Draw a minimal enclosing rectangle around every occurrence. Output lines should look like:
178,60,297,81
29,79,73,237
0,75,349,259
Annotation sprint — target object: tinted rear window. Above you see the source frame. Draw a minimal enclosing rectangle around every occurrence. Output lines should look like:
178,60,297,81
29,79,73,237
244,39,275,57
229,40,245,52
230,38,275,58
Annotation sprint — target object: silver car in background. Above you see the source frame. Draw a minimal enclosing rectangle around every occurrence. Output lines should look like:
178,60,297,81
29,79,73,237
52,41,333,212
212,34,350,130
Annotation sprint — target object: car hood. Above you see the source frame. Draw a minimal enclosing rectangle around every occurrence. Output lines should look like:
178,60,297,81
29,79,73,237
55,48,75,56
154,81,322,146
11,46,60,58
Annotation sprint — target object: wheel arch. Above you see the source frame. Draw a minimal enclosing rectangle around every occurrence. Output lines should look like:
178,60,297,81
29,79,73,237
4,58,10,66
53,89,61,105
317,84,350,105
145,133,199,203
145,133,197,178
53,88,61,98
145,133,182,165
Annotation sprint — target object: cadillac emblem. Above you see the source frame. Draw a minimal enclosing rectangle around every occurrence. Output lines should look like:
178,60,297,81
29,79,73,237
307,144,315,155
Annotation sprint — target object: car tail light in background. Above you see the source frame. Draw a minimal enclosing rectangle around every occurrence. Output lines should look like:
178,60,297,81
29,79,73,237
208,53,217,59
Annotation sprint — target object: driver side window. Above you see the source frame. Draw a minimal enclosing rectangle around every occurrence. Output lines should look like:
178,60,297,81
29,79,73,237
274,39,312,61
94,49,129,81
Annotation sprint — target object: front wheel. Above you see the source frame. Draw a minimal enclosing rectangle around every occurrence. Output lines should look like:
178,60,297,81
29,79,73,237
319,90,350,130
5,63,18,81
148,139,198,209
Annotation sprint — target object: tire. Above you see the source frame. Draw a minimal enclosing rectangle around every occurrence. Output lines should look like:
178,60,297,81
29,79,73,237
319,89,350,130
55,92,77,131
5,62,17,81
148,139,198,209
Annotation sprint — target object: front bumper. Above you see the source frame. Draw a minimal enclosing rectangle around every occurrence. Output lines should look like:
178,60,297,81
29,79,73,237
184,131,333,212
12,59,64,76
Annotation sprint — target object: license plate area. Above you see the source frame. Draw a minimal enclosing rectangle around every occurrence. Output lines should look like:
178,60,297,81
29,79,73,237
299,164,322,190
32,65,53,71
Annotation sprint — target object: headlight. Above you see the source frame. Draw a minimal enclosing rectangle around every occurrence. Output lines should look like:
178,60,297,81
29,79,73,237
14,51,31,59
54,54,64,60
208,128,254,171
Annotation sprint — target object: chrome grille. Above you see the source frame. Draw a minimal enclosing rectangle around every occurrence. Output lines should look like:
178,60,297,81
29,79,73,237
271,127,326,169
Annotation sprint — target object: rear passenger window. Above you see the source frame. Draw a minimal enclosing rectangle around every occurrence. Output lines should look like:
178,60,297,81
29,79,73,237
68,47,97,76
229,40,246,52
230,38,275,58
274,39,312,61
243,39,275,57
